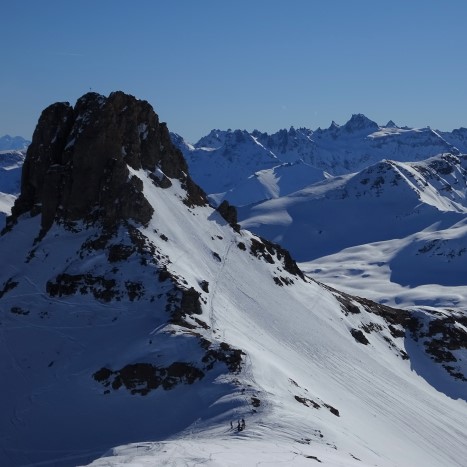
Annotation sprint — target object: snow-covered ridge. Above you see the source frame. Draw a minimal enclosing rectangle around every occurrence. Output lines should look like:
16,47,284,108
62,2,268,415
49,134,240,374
239,152,467,259
238,152,467,324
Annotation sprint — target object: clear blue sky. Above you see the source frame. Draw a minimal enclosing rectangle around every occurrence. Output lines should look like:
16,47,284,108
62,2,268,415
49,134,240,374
2,0,467,142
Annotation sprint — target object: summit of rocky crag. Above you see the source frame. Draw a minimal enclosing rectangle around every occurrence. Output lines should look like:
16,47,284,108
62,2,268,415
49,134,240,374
7,91,206,234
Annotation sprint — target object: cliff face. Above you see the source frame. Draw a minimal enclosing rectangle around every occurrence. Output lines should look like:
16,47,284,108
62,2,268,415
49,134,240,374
8,91,206,233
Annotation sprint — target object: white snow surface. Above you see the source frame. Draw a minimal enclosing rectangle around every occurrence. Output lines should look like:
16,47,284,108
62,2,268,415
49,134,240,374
239,154,467,308
239,154,467,262
209,160,327,207
301,222,467,310
1,164,466,467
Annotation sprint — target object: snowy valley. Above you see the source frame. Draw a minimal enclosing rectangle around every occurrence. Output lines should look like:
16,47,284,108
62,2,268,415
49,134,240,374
0,97,466,467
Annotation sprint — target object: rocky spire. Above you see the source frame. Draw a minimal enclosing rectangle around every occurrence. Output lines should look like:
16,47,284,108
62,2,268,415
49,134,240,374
6,91,206,234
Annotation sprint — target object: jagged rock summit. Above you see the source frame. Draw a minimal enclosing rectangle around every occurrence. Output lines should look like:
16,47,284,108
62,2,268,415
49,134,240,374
8,91,206,234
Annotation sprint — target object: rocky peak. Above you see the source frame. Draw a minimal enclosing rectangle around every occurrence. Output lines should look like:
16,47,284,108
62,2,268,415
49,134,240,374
385,120,398,128
195,129,227,149
7,91,206,234
344,114,379,133
328,120,340,131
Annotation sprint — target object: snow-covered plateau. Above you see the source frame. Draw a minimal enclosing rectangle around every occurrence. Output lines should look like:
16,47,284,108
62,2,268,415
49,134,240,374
0,102,466,467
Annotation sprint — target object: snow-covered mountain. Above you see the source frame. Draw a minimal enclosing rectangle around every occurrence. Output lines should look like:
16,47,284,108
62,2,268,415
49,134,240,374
0,150,26,227
173,129,282,197
0,134,30,151
440,127,467,153
239,152,467,311
240,153,467,259
1,92,466,467
210,159,327,207
173,115,466,207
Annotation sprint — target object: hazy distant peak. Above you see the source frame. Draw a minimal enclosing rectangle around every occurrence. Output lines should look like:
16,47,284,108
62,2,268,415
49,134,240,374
0,134,30,151
343,113,379,132
195,129,228,148
328,120,340,130
385,120,398,128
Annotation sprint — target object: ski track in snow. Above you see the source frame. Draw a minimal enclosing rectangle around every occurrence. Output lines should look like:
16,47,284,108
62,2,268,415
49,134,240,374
208,238,235,337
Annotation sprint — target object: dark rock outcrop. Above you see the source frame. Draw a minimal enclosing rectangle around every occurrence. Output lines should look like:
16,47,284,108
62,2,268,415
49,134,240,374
217,200,240,231
93,362,205,395
6,91,207,234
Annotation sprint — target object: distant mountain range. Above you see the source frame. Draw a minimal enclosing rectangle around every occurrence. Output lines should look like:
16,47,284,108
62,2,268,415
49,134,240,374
0,134,30,151
173,114,467,206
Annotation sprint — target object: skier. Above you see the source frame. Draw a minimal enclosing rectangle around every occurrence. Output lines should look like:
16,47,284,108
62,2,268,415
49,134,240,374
241,418,245,429
230,421,233,430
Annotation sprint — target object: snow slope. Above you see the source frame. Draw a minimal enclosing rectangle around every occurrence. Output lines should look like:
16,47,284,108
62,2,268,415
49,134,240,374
1,160,466,467
240,152,467,314
209,160,327,207
86,171,467,466
1,99,466,467
239,153,467,260
301,219,467,309
440,127,467,153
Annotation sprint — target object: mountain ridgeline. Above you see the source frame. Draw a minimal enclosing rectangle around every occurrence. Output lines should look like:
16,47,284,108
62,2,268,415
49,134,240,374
0,94,466,467
0,134,30,151
173,115,467,206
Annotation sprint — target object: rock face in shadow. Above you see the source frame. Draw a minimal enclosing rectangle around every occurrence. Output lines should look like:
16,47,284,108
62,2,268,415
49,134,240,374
8,91,206,233
217,200,240,231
